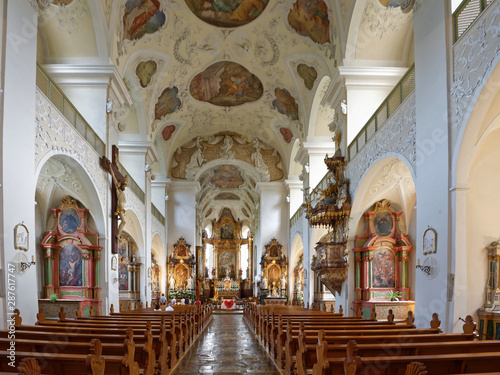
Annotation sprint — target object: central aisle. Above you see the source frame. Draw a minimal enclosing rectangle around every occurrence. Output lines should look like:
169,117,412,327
172,312,281,374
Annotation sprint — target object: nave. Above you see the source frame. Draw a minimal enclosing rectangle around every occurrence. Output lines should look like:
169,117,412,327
173,313,280,375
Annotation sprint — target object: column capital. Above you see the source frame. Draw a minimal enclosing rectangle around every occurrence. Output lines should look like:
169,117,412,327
255,181,287,195
167,180,200,193
285,179,303,190
42,64,116,88
339,65,408,89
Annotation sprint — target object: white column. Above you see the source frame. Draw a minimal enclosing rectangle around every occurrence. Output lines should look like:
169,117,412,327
339,66,408,144
413,1,453,331
256,182,288,259
166,181,199,256
0,0,38,327
286,178,304,219
301,140,336,189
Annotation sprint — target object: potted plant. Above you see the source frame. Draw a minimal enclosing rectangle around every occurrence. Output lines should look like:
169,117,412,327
385,290,402,302
49,293,58,303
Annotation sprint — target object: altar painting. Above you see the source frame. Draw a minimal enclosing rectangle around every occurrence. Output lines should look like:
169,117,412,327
59,244,83,287
372,248,395,288
221,224,234,239
119,263,128,290
219,251,235,278
184,0,269,27
268,264,280,285
123,0,166,41
59,208,80,234
175,264,189,289
374,210,393,237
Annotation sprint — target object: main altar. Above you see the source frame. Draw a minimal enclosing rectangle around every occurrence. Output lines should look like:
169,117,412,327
202,208,253,299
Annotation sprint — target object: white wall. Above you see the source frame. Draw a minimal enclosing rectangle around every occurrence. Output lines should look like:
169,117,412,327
466,129,500,320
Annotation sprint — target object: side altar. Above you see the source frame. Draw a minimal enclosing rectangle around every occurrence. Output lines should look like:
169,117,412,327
259,238,288,304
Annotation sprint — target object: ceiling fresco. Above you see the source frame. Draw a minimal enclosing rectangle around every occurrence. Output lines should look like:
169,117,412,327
38,0,415,232
214,192,241,200
155,87,182,119
170,133,284,182
123,0,166,41
288,0,331,45
136,60,158,88
189,62,264,107
184,0,270,27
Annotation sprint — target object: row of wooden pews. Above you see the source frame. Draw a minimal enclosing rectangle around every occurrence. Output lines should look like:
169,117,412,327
0,304,212,374
244,304,500,375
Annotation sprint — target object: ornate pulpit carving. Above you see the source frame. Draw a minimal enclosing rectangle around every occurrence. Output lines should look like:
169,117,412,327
304,152,351,296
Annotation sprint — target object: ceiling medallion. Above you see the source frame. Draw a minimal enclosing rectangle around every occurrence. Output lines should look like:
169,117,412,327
184,0,270,27
122,0,166,41
190,61,263,107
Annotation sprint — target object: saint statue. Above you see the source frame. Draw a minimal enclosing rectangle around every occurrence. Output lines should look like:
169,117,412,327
251,138,270,181
169,273,176,290
261,273,268,290
280,273,286,290
187,275,194,290
107,160,128,239
272,282,278,297
220,135,235,159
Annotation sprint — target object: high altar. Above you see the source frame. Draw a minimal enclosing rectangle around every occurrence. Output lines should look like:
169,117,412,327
40,196,102,317
353,199,414,319
202,208,253,299
260,238,288,305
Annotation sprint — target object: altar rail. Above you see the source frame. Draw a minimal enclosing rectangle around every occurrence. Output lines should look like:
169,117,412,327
35,63,105,157
453,0,494,42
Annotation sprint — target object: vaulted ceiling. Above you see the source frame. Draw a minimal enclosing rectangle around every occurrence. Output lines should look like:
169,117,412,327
37,0,414,229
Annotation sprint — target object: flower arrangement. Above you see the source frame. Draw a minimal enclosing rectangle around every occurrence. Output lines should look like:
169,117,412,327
49,293,58,303
168,289,195,301
385,290,402,302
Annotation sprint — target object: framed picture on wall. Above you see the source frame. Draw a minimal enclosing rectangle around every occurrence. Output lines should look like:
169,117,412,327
423,227,437,255
14,222,29,251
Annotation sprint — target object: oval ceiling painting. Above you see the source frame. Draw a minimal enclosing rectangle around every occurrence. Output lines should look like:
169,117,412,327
288,0,330,45
185,0,269,27
190,62,263,107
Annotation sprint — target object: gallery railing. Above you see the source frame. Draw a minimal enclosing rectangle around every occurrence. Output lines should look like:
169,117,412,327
36,62,105,157
152,203,166,226
453,0,493,43
347,64,415,162
118,163,145,203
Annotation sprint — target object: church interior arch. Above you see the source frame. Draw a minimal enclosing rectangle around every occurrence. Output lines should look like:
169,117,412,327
454,62,500,326
34,154,106,311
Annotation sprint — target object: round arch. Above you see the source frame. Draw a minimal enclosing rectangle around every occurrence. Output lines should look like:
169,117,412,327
452,61,500,327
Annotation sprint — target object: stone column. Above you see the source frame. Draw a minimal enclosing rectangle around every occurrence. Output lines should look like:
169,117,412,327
413,1,453,331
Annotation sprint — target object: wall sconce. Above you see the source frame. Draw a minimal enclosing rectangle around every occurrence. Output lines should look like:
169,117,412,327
341,99,347,115
286,195,290,203
305,164,310,174
416,259,431,276
144,163,151,172
20,255,36,272
164,194,169,201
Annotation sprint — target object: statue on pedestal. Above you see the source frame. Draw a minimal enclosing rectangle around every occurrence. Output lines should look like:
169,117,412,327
261,273,268,290
169,273,176,291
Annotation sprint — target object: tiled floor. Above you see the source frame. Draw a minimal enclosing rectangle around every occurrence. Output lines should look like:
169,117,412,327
172,313,281,374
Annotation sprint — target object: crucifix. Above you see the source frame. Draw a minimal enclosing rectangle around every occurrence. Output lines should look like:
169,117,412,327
100,145,128,254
